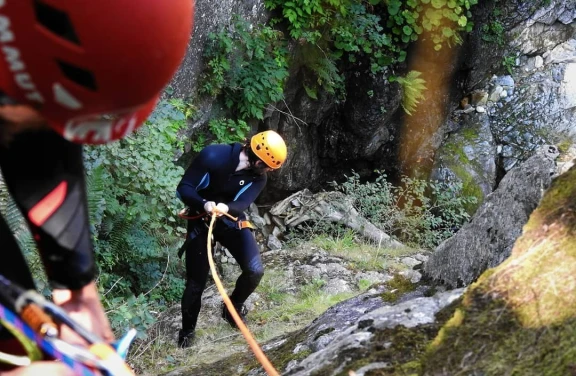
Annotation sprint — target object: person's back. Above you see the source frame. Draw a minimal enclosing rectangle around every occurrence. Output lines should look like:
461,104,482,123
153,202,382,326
0,1,193,374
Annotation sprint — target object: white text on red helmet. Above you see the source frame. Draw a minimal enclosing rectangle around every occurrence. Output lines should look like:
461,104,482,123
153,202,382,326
64,115,138,144
0,3,44,103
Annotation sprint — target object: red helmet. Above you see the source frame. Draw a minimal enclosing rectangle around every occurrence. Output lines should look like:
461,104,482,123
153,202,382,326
0,0,193,144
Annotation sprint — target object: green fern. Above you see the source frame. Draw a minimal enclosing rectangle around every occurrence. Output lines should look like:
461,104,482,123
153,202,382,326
0,174,46,288
396,70,427,116
85,165,107,232
0,175,35,252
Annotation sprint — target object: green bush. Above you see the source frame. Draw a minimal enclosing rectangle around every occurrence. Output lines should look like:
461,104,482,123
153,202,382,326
265,0,477,95
208,118,251,145
0,175,49,296
334,171,476,248
201,16,289,121
84,98,191,333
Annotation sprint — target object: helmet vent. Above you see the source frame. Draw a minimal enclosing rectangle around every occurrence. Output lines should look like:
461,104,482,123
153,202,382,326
34,0,80,45
58,61,97,91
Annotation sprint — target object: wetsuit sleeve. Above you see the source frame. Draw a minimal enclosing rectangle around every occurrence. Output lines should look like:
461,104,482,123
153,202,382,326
176,146,215,212
226,175,267,216
0,130,95,290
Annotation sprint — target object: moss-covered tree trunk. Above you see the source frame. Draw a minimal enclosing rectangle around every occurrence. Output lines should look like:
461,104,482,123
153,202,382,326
423,165,576,375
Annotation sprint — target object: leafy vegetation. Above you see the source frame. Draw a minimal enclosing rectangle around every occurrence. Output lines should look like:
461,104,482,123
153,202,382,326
83,98,191,335
199,0,478,117
481,20,505,46
392,70,427,116
502,54,516,74
0,176,49,295
201,16,289,121
262,0,477,97
207,118,251,146
333,171,476,248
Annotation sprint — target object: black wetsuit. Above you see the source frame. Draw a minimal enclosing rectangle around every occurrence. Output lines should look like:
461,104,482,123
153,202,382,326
0,130,95,340
176,142,266,332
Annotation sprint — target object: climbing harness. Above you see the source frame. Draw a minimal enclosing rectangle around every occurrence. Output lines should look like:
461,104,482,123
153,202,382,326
237,220,257,230
177,207,206,221
0,274,136,375
177,207,255,229
177,207,256,259
206,209,279,376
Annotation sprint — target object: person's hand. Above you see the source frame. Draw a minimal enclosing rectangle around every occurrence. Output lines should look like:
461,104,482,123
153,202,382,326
2,361,75,376
52,281,114,345
203,201,216,214
214,203,229,217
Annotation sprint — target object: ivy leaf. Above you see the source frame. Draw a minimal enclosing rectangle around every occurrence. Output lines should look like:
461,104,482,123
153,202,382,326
388,0,401,15
442,27,454,37
431,0,446,9
304,85,318,99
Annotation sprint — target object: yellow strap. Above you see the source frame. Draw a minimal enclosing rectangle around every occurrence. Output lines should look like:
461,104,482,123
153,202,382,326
0,319,43,365
238,220,256,230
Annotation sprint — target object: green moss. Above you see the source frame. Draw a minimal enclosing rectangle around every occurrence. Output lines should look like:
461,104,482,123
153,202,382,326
440,131,486,214
423,289,576,375
380,274,417,303
424,170,576,374
429,308,464,349
450,163,484,214
311,325,438,376
485,166,576,328
263,328,314,372
556,138,572,154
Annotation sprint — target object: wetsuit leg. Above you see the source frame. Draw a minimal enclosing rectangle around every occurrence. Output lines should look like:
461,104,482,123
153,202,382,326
217,228,264,307
181,231,210,332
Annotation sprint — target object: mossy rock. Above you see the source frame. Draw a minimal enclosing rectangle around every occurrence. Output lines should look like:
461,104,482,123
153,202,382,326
381,274,417,303
422,166,576,375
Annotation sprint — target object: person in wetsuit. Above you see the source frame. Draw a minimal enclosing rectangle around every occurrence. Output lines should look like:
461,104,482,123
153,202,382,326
176,130,287,348
0,1,193,374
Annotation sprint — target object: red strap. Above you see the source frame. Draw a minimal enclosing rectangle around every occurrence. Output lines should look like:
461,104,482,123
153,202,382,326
29,182,67,226
178,212,206,220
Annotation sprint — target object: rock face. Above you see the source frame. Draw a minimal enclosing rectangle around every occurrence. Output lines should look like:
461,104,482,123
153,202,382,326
430,0,575,212
423,164,576,376
259,68,404,202
282,289,464,376
430,112,497,209
169,0,269,97
423,146,559,287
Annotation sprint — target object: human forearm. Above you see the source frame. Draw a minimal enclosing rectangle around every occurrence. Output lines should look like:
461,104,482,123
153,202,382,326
52,281,114,343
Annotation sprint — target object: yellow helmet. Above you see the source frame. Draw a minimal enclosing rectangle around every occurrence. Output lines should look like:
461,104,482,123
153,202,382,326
250,131,287,169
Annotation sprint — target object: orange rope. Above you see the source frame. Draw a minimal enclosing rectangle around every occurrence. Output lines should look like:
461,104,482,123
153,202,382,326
207,212,279,376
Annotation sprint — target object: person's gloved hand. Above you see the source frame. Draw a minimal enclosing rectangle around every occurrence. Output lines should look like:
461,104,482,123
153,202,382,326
215,203,229,216
203,201,216,214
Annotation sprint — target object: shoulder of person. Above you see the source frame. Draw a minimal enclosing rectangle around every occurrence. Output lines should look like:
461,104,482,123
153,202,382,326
199,143,234,159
